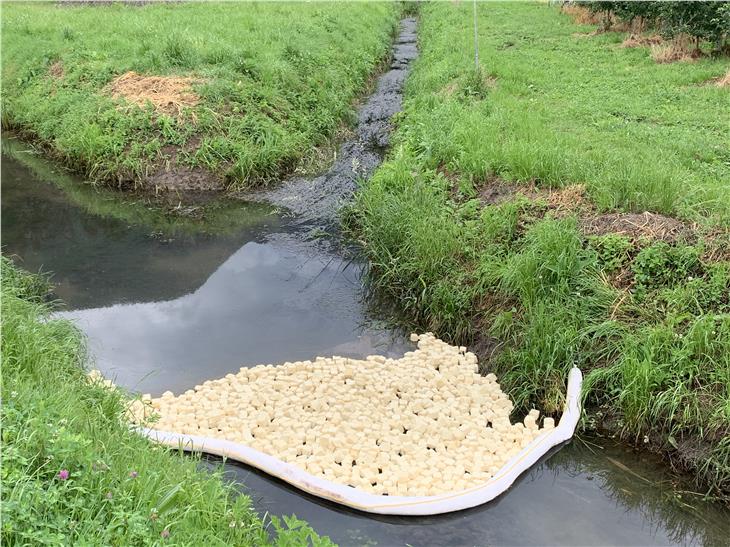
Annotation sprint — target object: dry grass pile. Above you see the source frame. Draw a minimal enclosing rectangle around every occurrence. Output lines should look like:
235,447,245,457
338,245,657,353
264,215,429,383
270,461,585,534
651,36,702,64
561,4,603,26
107,71,201,114
543,183,589,210
561,4,628,31
478,179,590,212
714,69,730,88
621,34,663,48
581,211,690,244
48,60,64,79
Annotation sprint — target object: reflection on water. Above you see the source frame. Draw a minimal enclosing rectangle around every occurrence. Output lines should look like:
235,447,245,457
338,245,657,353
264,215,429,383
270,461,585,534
60,234,409,394
1,138,281,308
1,150,408,395
2,148,729,546
218,438,729,546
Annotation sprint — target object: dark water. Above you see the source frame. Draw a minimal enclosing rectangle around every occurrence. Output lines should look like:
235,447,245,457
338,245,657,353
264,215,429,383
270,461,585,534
254,17,418,225
220,440,729,547
3,17,729,547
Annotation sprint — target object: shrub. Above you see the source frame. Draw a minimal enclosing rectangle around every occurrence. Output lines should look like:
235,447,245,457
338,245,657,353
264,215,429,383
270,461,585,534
656,1,730,52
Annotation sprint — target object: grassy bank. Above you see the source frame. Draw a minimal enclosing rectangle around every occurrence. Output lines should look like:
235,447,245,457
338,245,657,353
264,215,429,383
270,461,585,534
349,2,729,498
0,258,332,545
2,136,277,237
1,2,399,190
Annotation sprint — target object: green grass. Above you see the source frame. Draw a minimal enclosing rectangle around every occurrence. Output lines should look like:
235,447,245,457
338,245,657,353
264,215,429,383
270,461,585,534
390,1,729,221
0,258,334,545
349,2,730,498
1,1,399,189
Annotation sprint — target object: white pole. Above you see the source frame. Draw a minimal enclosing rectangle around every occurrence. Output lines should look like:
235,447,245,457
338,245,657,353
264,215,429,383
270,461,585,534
473,0,479,70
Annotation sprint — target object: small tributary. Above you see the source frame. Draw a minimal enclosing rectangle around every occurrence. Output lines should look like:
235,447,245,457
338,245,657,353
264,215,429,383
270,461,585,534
2,18,729,546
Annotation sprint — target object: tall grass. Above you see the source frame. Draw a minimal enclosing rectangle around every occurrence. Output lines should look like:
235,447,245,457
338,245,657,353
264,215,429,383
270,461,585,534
349,2,730,498
0,258,333,545
1,2,400,189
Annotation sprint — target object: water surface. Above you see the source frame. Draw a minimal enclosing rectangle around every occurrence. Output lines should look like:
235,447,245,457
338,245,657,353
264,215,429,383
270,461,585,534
1,149,407,395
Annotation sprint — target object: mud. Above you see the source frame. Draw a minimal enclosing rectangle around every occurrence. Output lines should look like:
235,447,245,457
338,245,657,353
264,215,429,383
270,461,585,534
145,136,227,192
476,177,699,245
254,18,418,226
148,164,225,192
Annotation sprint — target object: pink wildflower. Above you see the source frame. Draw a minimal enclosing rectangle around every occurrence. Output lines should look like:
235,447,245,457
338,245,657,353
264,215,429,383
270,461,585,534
161,528,170,539
129,470,138,479
57,469,69,480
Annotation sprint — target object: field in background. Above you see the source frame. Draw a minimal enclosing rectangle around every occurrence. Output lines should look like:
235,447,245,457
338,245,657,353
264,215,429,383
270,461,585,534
349,1,729,498
1,2,398,190
388,1,729,221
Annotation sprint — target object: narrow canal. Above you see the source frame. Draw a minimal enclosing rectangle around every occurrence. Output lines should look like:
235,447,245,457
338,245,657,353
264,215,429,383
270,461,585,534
2,18,728,547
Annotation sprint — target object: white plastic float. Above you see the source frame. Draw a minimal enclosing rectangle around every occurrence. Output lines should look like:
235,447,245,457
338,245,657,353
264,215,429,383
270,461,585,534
137,367,582,516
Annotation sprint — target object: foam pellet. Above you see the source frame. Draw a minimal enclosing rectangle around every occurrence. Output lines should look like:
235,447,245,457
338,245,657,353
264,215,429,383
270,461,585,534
126,333,556,497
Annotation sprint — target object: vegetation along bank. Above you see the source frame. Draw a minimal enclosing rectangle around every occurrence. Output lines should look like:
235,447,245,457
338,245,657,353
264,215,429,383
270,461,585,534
1,1,400,191
0,258,334,545
347,1,729,500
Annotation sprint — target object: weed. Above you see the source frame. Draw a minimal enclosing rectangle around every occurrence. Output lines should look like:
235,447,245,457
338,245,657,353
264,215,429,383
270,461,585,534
589,233,633,272
163,34,197,68
632,241,702,294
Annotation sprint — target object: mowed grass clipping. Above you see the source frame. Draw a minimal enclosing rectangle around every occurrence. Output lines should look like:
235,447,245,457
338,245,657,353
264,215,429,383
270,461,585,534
0,259,334,546
349,2,730,498
1,2,399,189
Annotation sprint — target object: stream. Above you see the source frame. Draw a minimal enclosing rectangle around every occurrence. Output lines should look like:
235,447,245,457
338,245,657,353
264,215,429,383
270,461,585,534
2,18,729,547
